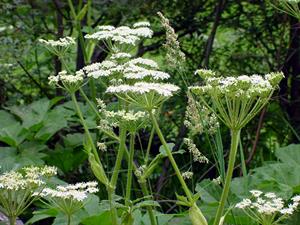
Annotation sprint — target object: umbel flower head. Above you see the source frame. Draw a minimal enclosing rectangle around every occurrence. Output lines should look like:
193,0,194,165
36,181,98,215
81,54,170,81
0,166,57,219
85,22,152,50
39,36,75,56
271,0,300,20
235,190,300,224
190,70,284,130
97,99,150,132
48,70,85,93
106,82,180,110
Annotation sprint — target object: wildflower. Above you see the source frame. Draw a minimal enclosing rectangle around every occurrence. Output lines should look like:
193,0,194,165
48,70,85,93
102,109,149,132
212,176,222,185
106,82,179,97
85,23,153,46
0,166,57,224
39,36,75,56
235,198,252,209
110,52,132,60
250,190,263,197
37,181,98,224
235,190,300,225
190,71,284,129
37,181,98,202
184,138,209,163
39,37,75,47
97,142,107,152
133,21,151,28
182,171,194,180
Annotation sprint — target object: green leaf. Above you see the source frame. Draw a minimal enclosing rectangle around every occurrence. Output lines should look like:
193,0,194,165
275,144,300,166
195,179,223,204
0,123,27,147
53,210,88,225
0,110,17,128
159,143,175,156
81,211,112,225
25,208,58,225
35,107,68,141
64,133,84,147
76,4,88,21
8,98,50,130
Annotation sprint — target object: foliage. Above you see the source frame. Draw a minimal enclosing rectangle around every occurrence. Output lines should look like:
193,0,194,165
1,0,300,225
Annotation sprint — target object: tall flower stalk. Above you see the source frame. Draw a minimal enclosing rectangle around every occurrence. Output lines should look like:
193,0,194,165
190,69,284,225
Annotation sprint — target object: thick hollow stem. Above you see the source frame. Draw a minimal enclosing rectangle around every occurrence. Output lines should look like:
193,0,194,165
9,216,16,225
150,111,207,225
213,129,241,225
109,128,127,225
110,128,127,187
108,187,118,225
140,181,158,225
125,133,135,206
67,214,71,225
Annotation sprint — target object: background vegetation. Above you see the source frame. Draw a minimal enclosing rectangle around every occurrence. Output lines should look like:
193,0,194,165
1,0,300,224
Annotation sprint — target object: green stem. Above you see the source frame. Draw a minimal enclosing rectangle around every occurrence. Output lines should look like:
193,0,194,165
108,187,118,225
109,128,127,225
140,182,158,225
9,216,16,225
125,133,135,206
150,112,208,225
110,128,127,187
150,111,193,201
71,93,101,163
213,129,241,225
145,126,155,164
67,214,71,225
78,88,120,141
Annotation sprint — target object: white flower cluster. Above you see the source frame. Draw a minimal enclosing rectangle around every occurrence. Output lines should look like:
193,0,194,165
49,70,84,85
104,110,147,122
97,98,149,131
97,142,107,152
39,37,75,47
0,166,57,191
281,0,300,3
236,190,300,223
81,55,170,81
85,22,152,45
106,82,179,97
37,181,98,202
183,138,209,163
191,71,284,99
182,171,194,180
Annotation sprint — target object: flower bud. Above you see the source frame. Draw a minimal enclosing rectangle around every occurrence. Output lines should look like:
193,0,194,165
88,154,109,186
189,203,208,225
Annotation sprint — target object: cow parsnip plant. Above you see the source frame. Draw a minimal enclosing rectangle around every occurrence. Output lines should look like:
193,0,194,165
39,13,289,225
40,19,211,225
190,70,284,225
